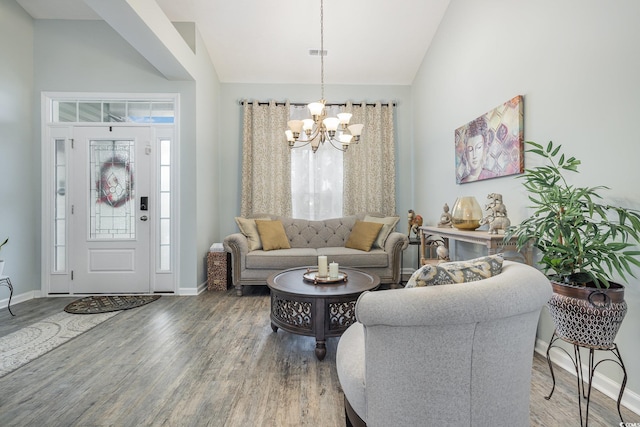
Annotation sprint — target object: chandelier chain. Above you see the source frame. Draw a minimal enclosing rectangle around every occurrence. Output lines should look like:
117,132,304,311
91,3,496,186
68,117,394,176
320,0,324,101
284,0,364,153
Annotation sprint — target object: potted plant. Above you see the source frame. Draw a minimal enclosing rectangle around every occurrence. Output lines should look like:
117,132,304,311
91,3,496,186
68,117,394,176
0,238,7,276
505,141,640,349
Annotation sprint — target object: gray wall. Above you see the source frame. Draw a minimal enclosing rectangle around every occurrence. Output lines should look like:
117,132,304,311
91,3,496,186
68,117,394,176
0,1,36,298
194,28,222,286
412,0,640,400
0,5,221,293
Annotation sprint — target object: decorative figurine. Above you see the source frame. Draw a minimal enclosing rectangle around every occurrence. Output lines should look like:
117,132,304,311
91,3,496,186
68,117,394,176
481,193,511,234
408,209,423,238
437,203,453,228
436,245,450,262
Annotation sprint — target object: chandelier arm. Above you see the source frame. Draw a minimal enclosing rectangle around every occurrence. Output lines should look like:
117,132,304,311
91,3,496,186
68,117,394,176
300,126,322,143
290,139,313,149
325,133,348,152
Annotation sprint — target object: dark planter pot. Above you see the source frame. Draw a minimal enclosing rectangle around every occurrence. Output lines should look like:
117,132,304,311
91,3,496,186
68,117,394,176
547,280,627,349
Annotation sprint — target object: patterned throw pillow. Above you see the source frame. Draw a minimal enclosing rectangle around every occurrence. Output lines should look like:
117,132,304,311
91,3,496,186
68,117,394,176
405,254,504,288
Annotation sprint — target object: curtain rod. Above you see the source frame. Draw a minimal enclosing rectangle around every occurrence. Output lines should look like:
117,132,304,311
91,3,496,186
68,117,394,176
239,100,397,107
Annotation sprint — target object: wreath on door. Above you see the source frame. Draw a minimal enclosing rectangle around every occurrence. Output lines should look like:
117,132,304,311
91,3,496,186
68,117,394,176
96,156,134,208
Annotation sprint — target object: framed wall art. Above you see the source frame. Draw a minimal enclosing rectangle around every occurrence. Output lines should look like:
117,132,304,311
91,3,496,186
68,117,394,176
455,95,524,184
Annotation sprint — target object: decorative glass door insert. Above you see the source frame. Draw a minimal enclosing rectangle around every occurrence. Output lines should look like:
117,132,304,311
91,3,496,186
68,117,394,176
90,140,136,239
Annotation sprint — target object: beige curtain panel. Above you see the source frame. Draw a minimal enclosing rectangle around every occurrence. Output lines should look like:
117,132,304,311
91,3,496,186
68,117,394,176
343,102,396,216
240,100,292,217
241,100,396,218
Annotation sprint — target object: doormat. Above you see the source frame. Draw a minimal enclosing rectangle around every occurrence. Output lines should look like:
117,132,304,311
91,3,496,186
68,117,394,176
0,311,118,378
64,295,161,314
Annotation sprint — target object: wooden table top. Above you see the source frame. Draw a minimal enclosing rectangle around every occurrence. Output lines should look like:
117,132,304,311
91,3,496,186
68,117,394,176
267,267,380,297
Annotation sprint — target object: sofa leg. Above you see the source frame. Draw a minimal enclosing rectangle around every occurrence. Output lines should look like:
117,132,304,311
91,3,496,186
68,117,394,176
344,396,366,427
235,285,243,296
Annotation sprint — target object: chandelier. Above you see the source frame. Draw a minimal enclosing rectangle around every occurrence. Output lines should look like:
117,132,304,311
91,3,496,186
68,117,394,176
285,0,363,153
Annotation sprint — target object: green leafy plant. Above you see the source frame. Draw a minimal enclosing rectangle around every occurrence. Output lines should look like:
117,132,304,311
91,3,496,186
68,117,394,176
505,141,640,287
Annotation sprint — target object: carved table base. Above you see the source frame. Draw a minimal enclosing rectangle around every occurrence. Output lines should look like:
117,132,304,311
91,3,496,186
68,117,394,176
267,267,380,360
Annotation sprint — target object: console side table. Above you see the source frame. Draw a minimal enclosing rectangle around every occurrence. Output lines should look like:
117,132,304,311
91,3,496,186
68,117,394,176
0,276,15,316
418,225,532,265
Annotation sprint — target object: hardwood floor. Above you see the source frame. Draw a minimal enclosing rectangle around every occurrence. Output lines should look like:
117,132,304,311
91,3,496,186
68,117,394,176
0,287,637,426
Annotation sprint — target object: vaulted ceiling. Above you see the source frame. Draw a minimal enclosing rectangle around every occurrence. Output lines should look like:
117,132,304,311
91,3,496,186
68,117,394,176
17,0,450,85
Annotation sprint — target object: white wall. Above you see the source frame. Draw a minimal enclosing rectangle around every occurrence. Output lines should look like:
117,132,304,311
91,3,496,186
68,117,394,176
412,0,640,406
0,1,36,298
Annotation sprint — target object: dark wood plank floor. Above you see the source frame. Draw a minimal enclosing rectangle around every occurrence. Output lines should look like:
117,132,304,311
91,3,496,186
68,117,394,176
0,287,637,426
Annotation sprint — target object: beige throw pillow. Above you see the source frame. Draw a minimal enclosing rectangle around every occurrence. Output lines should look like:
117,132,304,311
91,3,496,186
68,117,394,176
235,217,270,251
364,215,400,249
345,221,384,252
255,220,291,251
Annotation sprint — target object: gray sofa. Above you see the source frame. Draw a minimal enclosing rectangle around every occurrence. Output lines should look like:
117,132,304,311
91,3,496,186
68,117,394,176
223,214,409,296
336,260,552,426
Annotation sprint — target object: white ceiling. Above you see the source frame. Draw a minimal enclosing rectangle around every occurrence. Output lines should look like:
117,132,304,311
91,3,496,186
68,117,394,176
16,0,451,85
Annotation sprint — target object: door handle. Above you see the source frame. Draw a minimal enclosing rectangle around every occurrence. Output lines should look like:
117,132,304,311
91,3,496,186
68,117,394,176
140,215,148,221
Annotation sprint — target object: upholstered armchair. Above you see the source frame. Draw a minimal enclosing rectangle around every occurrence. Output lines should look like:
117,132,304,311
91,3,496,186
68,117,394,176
336,260,552,427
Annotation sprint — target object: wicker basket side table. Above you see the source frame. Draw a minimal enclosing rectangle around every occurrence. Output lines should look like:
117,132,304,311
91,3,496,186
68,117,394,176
207,247,230,291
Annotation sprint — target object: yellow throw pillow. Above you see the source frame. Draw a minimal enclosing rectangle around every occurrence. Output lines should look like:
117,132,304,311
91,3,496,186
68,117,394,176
255,220,291,251
235,217,270,251
345,220,384,252
364,215,400,249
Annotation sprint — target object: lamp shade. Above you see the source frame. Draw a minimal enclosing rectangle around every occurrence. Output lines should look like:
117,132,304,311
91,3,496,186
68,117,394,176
308,102,325,116
287,120,303,134
285,130,295,142
348,123,364,136
337,113,352,125
323,117,339,132
302,119,315,131
339,134,353,144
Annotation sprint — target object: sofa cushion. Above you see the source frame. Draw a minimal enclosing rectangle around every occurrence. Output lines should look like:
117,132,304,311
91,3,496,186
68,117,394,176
317,247,389,268
246,248,318,270
345,221,384,252
235,216,271,251
405,254,504,288
364,215,400,249
255,220,291,251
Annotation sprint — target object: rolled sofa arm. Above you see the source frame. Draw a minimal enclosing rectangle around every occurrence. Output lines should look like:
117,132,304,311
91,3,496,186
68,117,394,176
383,231,409,285
223,233,249,286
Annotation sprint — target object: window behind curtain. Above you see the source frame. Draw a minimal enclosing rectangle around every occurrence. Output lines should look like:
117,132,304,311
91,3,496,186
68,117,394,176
290,104,343,220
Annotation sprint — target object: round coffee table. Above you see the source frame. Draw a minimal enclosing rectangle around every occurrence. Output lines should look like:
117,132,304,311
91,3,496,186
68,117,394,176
267,267,380,360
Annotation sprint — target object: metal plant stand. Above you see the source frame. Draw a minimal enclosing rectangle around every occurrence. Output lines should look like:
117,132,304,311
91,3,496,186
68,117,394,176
0,276,15,316
545,331,627,426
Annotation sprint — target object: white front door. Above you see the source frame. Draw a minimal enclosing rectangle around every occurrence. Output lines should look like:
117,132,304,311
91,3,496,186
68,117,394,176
70,126,152,293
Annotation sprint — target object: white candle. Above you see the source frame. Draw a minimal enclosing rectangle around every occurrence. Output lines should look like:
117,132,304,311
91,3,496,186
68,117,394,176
329,262,339,279
318,256,328,277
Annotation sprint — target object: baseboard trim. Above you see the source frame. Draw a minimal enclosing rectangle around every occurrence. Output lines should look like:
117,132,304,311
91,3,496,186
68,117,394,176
0,290,40,312
534,337,640,416
178,283,202,296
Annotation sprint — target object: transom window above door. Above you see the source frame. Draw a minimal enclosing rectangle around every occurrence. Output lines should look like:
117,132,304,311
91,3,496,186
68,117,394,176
50,99,175,124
